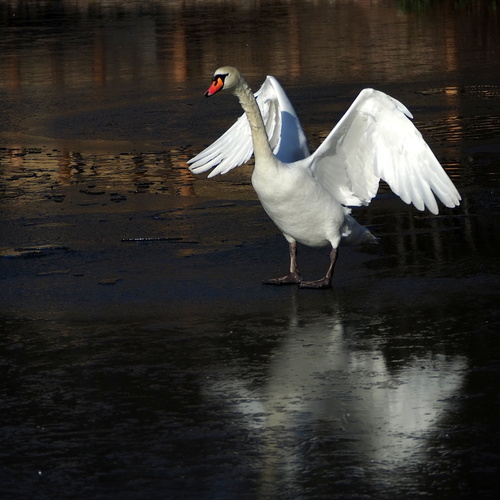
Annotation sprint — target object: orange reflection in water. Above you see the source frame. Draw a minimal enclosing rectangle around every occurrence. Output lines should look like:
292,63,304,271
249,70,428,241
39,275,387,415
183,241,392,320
1,0,498,97
0,148,199,201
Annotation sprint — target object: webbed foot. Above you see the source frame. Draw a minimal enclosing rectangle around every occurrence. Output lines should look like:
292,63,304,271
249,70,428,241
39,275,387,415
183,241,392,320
262,272,302,286
298,277,332,289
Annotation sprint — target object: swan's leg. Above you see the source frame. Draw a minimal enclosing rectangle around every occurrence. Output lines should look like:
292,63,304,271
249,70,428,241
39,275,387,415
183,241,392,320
299,247,338,289
262,240,302,285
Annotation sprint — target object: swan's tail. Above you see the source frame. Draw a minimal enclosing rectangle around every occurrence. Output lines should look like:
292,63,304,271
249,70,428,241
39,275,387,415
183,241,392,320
341,212,378,246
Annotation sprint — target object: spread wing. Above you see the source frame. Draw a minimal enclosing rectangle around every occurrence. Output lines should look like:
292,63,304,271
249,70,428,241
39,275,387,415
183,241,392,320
188,76,310,178
308,88,461,214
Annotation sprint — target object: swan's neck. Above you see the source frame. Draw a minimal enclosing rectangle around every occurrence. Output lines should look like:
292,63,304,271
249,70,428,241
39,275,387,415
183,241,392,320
233,79,275,163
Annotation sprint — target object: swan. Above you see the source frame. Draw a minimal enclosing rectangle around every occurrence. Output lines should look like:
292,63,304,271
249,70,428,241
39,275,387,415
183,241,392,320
188,67,461,288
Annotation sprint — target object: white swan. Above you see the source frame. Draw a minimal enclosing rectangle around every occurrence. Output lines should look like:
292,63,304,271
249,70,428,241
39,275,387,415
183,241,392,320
189,67,461,288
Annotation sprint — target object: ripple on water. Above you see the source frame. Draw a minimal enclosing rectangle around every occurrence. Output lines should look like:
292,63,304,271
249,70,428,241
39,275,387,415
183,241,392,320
417,85,500,99
418,114,500,145
0,147,196,201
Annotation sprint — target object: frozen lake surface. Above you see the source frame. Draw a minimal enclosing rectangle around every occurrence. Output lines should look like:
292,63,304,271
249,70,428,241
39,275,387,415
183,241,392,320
1,1,499,498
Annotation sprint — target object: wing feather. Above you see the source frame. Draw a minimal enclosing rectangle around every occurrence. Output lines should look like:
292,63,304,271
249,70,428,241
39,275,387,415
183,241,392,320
188,76,309,176
308,89,461,213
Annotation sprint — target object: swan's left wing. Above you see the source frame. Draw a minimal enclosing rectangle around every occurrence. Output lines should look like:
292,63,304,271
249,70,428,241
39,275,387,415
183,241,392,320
188,76,309,178
309,89,461,214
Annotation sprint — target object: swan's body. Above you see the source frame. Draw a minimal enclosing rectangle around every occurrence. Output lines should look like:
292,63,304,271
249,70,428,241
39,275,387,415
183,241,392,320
189,67,461,288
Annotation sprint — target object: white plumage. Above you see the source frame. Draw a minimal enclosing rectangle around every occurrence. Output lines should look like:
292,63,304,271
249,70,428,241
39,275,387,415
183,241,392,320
189,67,460,288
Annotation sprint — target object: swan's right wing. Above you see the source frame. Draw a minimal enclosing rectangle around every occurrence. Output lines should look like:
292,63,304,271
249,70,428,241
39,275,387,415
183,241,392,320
188,76,309,177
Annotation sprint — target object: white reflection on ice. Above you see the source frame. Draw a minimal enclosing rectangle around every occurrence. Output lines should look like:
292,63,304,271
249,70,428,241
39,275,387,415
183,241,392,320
204,300,466,493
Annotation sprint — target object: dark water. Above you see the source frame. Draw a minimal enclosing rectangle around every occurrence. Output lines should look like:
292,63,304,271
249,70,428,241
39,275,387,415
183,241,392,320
1,1,500,498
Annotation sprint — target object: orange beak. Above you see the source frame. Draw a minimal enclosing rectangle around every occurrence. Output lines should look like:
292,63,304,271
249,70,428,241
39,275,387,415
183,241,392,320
205,76,225,97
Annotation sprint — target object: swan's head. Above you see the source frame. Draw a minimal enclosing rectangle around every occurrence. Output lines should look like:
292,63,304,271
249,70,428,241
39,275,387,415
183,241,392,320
205,66,242,97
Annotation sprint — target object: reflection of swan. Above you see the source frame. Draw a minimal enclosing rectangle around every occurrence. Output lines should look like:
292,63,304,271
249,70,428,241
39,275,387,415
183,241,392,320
203,308,466,496
189,67,461,288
